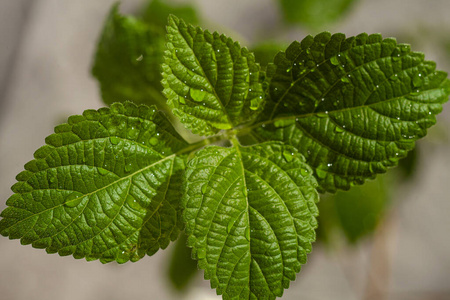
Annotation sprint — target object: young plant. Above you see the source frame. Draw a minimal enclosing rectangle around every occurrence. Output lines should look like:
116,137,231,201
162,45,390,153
1,15,449,300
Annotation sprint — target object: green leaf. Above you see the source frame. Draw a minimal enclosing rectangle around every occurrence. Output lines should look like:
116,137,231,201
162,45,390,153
162,15,265,136
183,141,319,299
91,4,166,107
0,102,190,263
142,0,199,29
167,232,198,291
279,0,357,29
251,32,450,192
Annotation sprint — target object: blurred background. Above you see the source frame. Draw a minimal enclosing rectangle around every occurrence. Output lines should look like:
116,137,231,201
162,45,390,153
0,0,449,299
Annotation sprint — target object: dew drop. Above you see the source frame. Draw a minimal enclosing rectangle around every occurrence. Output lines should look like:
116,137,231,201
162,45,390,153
412,73,423,88
327,163,333,167
126,195,143,211
330,56,339,66
98,167,109,176
128,127,138,139
64,192,83,208
341,76,350,83
124,162,133,173
389,74,398,81
300,168,309,176
149,137,158,146
190,88,207,102
109,137,119,145
116,250,128,264
335,126,344,133
250,99,259,110
136,54,143,61
201,184,208,194
283,150,294,162
245,227,251,242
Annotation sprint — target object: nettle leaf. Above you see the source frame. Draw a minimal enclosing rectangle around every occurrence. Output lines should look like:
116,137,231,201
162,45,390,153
92,5,166,107
0,102,189,263
251,32,450,192
183,142,319,299
162,15,265,136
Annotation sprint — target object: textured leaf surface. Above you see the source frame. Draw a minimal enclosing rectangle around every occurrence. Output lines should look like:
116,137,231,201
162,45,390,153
162,15,264,136
183,142,319,299
92,5,166,107
252,32,450,192
0,102,189,263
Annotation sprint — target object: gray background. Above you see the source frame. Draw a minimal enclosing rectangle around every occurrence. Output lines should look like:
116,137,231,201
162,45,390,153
0,0,449,299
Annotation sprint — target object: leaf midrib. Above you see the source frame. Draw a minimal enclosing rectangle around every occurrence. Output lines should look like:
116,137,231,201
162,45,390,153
2,154,176,233
269,43,423,120
171,18,233,128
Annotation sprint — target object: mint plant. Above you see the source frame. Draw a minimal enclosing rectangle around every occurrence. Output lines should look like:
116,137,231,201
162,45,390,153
1,14,449,300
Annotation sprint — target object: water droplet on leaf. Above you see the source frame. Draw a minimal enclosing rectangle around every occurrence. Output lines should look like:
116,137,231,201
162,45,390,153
412,73,423,87
330,56,339,66
149,137,158,146
389,74,398,81
65,192,83,208
201,184,208,194
98,167,108,176
190,88,208,102
245,227,250,242
116,250,128,264
341,76,350,83
109,137,119,145
283,150,294,162
125,162,133,173
126,195,143,211
335,127,344,133
128,127,138,139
